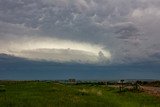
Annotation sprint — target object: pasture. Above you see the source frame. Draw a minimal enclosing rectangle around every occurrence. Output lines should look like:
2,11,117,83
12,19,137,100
0,81,160,107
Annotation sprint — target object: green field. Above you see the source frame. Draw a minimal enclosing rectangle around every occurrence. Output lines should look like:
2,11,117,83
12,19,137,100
0,81,160,107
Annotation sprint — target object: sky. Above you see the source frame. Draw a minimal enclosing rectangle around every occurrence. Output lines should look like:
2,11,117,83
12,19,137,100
0,0,160,80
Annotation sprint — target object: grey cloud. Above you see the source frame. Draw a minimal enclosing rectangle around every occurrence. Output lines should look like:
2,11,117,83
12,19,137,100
150,52,160,59
112,22,140,39
0,21,39,37
0,0,160,64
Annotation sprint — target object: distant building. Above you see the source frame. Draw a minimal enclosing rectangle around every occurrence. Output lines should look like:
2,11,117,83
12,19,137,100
68,79,76,84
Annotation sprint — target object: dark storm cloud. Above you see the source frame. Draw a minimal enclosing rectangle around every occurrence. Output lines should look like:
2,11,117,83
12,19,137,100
0,0,138,41
0,0,160,64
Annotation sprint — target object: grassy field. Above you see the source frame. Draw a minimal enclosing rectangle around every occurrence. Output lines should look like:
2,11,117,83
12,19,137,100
0,81,160,107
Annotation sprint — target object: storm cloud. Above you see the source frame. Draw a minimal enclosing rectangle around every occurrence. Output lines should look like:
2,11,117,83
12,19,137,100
0,0,160,64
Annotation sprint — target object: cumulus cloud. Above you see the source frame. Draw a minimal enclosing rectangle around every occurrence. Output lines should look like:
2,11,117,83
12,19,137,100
0,0,160,64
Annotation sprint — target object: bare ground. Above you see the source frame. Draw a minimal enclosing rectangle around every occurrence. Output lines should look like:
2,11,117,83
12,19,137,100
109,85,160,97
141,86,160,97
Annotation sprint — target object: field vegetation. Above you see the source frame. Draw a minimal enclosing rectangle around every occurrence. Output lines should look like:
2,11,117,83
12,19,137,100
0,81,160,107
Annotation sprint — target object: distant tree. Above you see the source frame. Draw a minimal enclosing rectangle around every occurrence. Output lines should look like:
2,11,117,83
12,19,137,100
132,81,141,92
0,85,5,92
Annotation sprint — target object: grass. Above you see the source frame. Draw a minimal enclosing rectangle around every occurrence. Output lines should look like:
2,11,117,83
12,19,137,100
0,81,160,107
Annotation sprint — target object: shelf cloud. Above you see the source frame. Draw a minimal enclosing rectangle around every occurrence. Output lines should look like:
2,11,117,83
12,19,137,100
2,36,111,64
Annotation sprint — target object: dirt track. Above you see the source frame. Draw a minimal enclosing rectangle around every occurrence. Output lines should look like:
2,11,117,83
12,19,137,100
109,85,160,97
141,86,160,97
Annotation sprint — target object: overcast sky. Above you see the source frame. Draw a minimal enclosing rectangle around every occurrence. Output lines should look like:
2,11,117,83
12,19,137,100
0,0,160,64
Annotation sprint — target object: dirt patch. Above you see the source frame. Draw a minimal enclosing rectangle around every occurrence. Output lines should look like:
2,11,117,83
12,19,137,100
141,86,160,97
109,85,160,97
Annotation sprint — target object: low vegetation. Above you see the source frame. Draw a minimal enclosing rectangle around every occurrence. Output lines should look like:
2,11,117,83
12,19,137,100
0,81,160,107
